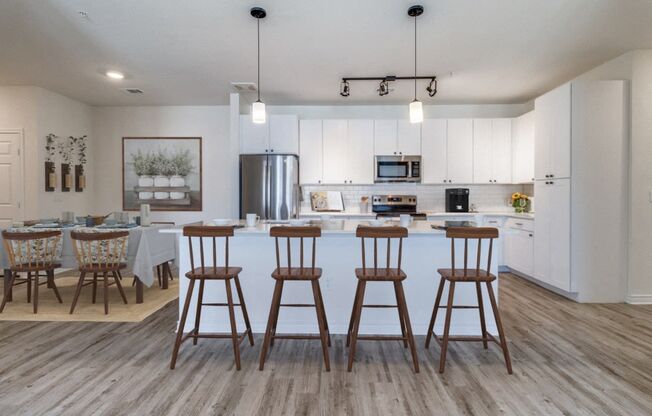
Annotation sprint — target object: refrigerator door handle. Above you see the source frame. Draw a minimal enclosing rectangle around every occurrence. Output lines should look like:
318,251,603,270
264,155,270,220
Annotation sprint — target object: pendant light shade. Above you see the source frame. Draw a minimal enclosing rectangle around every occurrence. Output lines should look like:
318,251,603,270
251,7,266,124
408,5,424,124
252,100,266,124
409,100,423,123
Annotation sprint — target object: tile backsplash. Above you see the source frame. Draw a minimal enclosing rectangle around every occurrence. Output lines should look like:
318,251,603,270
301,183,534,213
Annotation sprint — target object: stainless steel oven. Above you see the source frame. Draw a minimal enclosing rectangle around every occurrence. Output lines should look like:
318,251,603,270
374,156,421,183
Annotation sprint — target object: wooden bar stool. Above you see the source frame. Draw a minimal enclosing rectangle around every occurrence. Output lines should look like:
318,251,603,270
347,226,419,373
170,226,254,371
69,231,129,315
1,230,63,314
259,226,331,371
425,227,512,374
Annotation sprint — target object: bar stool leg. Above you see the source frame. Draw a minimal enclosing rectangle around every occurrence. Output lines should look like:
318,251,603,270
439,281,456,374
486,282,513,374
48,270,63,303
225,279,241,370
234,276,254,346
314,281,331,347
193,280,205,345
346,282,362,347
260,280,283,370
0,272,18,312
92,273,98,303
170,279,196,369
395,281,419,373
475,281,488,349
393,283,408,348
311,281,330,371
270,280,284,347
33,271,39,314
69,272,86,314
347,280,366,372
425,277,446,348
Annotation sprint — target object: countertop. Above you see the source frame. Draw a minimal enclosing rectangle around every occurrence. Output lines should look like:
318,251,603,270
299,209,534,220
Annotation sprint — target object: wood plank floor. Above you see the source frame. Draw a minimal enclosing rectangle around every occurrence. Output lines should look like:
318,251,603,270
1,273,651,416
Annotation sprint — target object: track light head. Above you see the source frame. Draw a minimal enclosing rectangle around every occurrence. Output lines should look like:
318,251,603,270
340,80,350,97
426,78,437,97
378,80,389,96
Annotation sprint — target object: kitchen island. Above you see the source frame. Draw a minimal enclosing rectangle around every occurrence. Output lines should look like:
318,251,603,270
162,220,503,336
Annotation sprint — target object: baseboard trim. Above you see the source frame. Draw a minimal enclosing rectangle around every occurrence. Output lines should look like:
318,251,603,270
626,295,652,305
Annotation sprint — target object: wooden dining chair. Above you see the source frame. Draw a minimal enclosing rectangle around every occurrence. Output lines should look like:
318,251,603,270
170,226,254,371
425,227,512,374
1,230,63,314
259,226,331,371
347,226,419,373
69,231,129,315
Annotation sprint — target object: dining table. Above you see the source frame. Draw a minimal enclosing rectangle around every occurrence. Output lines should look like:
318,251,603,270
0,224,176,304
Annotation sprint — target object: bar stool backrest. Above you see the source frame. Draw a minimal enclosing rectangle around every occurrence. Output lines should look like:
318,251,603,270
270,226,321,275
445,227,499,278
2,230,62,269
356,226,408,276
183,225,234,274
70,230,129,270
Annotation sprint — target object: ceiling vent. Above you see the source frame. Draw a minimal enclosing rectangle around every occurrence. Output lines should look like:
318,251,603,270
124,88,144,94
230,82,258,92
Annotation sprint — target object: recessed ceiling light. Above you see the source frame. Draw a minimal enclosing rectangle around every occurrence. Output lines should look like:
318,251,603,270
106,71,124,80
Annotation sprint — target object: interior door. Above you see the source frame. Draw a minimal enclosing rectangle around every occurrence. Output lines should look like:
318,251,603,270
347,120,375,184
447,119,474,183
322,120,348,184
397,120,421,155
299,120,323,184
0,132,23,228
491,118,513,183
421,119,448,183
374,120,398,155
472,119,493,183
269,114,298,154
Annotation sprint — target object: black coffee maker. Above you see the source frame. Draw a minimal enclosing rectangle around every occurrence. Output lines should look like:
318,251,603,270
445,188,470,212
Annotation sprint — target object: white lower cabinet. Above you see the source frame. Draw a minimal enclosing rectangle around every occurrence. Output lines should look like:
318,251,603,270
533,179,570,291
505,228,534,276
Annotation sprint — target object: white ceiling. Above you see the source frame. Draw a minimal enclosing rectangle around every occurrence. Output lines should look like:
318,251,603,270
1,0,651,106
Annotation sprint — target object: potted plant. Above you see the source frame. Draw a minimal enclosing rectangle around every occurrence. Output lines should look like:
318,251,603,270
511,192,531,213
45,133,58,191
59,136,75,191
132,150,156,200
74,135,87,191
153,151,174,199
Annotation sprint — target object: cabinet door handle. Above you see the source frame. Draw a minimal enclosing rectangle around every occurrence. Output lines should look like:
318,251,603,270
318,180,321,184
550,174,554,178
529,233,533,237
265,149,268,153
515,222,523,226
271,149,274,152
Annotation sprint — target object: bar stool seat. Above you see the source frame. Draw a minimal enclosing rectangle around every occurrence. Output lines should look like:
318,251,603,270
186,266,243,279
436,268,496,282
272,267,322,280
355,268,406,281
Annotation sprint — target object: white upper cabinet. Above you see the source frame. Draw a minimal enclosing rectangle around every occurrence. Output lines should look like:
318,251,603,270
322,120,348,184
447,119,474,183
240,114,299,154
397,120,422,155
346,120,375,184
472,118,512,184
472,119,493,183
512,111,535,183
299,120,323,184
269,115,299,154
374,120,398,155
240,115,269,154
421,119,448,184
535,82,571,180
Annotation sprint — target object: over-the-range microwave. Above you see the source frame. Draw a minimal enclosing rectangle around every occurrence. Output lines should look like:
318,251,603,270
374,155,421,183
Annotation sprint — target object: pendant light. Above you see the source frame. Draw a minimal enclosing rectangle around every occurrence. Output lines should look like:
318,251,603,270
408,5,424,123
251,7,267,124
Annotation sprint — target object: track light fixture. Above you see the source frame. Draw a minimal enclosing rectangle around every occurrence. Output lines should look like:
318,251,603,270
378,80,390,96
338,5,436,117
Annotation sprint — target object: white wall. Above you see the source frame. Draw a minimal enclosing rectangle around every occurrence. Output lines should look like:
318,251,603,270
0,86,93,220
91,106,234,224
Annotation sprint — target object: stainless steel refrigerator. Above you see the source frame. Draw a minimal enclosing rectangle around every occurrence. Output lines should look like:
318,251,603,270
239,154,300,220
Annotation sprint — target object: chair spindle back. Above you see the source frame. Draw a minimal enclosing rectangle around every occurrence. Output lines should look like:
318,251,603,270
445,227,499,277
269,226,320,275
356,226,408,276
183,226,234,274
2,230,62,269
70,230,129,270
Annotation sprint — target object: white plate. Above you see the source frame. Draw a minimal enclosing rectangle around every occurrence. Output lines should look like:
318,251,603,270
367,219,387,227
212,219,232,226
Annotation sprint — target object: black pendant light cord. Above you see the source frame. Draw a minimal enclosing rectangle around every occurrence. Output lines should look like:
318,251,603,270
414,14,417,100
257,18,261,102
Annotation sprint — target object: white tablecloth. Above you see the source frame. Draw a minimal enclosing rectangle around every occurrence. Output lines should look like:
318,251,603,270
0,225,175,287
